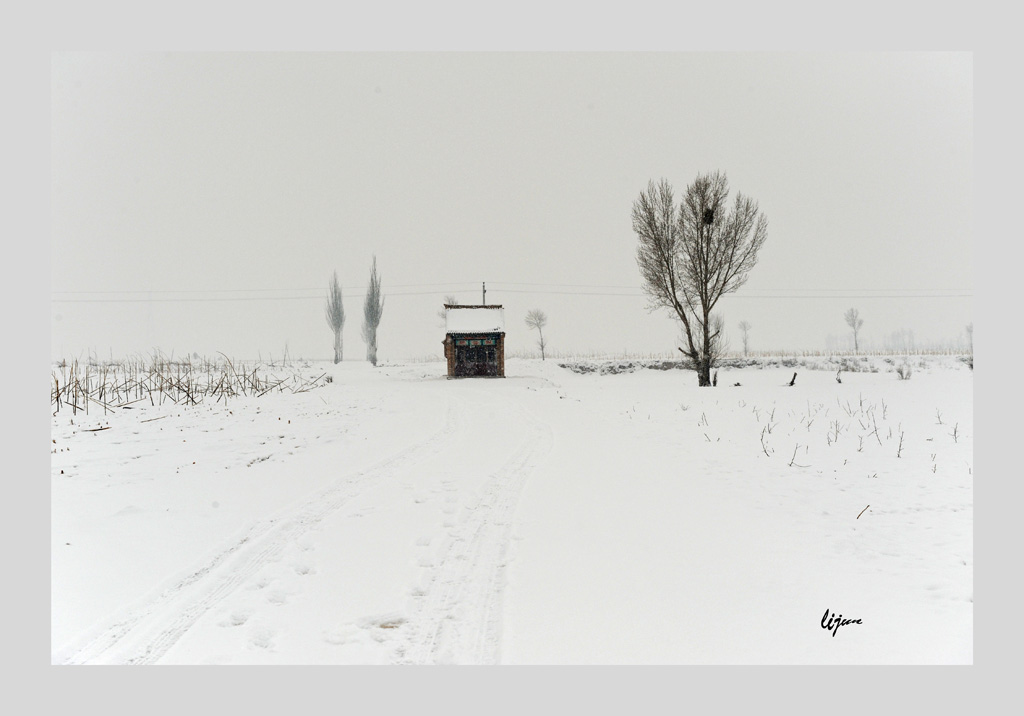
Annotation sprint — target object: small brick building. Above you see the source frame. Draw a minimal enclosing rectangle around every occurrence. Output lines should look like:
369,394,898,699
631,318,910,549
442,305,505,378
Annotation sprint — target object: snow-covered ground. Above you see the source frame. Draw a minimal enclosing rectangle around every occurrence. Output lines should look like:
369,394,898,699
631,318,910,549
51,356,972,664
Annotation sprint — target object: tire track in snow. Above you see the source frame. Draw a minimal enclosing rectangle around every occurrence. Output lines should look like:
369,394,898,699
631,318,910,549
398,395,553,665
57,389,463,665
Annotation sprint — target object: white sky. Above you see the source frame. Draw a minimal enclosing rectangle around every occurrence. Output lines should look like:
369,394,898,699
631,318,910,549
51,52,972,361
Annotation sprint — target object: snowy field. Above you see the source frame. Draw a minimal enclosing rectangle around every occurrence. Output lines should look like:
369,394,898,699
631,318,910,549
51,355,972,664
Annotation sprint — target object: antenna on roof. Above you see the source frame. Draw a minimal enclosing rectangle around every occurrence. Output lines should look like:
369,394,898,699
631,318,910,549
482,281,486,306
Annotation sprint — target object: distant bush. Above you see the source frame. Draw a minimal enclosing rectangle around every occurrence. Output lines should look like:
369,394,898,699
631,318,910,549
556,352,969,377
896,361,913,380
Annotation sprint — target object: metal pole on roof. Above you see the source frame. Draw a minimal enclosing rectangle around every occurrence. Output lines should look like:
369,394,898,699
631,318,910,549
482,282,486,306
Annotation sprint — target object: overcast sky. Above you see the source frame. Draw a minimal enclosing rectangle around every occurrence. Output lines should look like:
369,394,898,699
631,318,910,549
50,52,972,361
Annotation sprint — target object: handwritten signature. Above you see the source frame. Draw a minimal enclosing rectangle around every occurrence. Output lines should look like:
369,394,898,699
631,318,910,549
821,609,862,637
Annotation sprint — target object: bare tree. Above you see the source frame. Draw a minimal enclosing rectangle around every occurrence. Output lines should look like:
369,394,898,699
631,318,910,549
633,172,768,386
845,308,864,352
324,271,345,364
361,256,384,366
965,322,973,353
738,320,752,357
525,309,548,360
438,295,459,327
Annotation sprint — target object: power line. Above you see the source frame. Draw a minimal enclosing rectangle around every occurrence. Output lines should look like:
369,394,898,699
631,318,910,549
51,290,454,303
489,282,640,289
726,295,972,299
51,282,481,295
487,282,973,293
51,290,973,304
52,281,974,297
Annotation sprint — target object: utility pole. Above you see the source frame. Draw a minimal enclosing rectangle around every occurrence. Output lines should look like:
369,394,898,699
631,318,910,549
482,281,486,306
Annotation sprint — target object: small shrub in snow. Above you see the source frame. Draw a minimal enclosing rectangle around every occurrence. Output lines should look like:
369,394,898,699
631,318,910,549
895,361,913,380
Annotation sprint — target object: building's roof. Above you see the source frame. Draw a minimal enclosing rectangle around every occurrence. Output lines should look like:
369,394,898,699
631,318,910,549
445,305,505,333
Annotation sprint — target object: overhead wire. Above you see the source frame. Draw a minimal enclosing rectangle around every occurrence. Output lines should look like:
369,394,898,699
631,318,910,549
51,275,972,303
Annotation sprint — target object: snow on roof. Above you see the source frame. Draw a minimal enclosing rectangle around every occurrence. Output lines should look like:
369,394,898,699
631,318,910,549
445,305,505,333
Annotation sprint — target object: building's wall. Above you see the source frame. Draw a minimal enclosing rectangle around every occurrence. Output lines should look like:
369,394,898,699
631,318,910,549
443,336,456,377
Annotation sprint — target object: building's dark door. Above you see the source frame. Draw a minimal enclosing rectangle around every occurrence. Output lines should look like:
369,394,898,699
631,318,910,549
454,339,498,377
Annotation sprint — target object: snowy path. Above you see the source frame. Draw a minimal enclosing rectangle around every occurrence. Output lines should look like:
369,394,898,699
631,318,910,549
396,384,554,664
53,365,559,664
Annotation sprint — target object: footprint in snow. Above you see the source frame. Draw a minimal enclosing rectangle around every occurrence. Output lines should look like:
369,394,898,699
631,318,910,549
219,608,252,627
357,614,407,643
249,626,275,650
323,629,352,646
